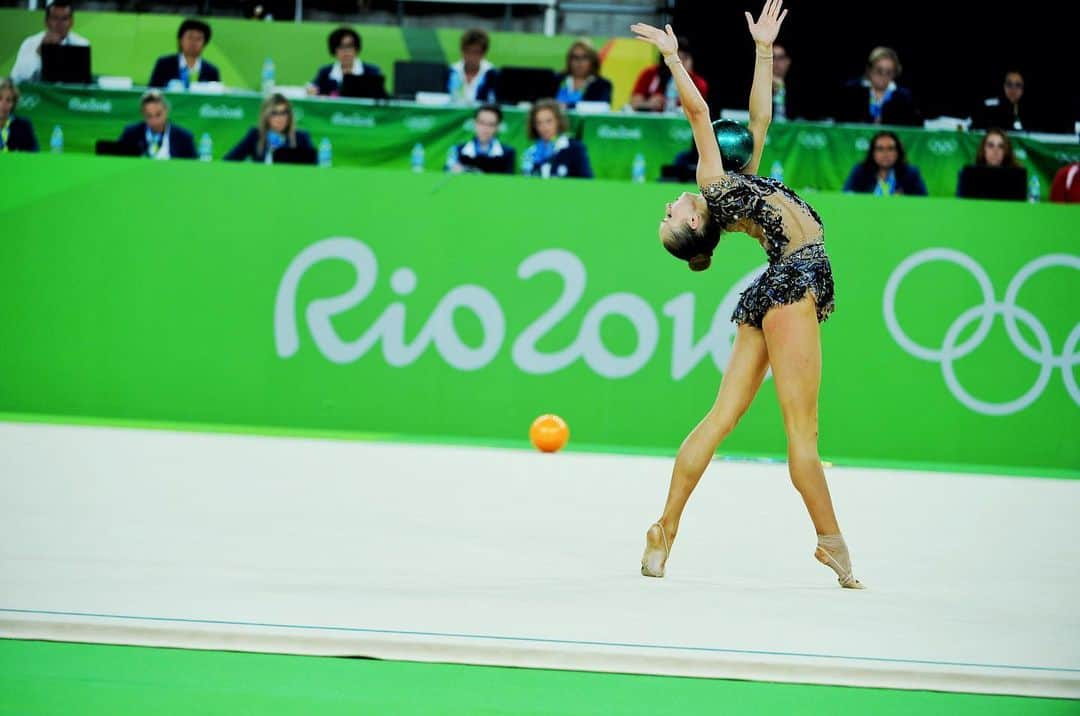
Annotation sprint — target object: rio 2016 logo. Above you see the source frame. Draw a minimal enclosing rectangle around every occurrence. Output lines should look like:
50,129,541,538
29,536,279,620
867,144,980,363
275,238,766,380
884,248,1080,416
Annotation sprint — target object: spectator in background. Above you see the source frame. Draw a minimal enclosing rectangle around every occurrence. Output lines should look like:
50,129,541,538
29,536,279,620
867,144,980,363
225,93,312,162
659,141,698,183
1049,162,1080,203
11,0,90,85
629,36,707,113
148,19,220,89
0,78,39,152
973,70,1029,132
445,104,515,174
307,27,382,97
116,90,197,160
771,42,792,121
521,98,592,178
448,28,497,104
554,39,612,109
842,130,927,196
835,47,920,126
956,128,1027,200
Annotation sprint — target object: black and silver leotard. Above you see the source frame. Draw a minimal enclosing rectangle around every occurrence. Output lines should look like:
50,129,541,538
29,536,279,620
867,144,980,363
702,173,835,328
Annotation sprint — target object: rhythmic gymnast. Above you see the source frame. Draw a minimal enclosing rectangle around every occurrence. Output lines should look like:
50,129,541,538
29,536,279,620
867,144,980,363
631,1,864,588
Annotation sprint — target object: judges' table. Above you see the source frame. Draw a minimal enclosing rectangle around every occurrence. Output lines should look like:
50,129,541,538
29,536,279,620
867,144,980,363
15,83,1079,195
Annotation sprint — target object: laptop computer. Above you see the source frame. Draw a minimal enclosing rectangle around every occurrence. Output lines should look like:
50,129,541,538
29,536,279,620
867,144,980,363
460,153,516,175
493,67,556,105
393,61,449,100
41,44,91,84
95,139,143,157
957,165,1027,201
273,146,318,165
340,73,389,100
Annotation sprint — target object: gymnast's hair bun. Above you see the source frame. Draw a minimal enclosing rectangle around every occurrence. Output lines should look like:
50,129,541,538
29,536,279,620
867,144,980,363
688,253,712,272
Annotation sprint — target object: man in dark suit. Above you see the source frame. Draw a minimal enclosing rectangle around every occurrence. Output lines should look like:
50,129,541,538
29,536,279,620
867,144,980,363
1,78,39,152
117,90,197,159
148,19,220,89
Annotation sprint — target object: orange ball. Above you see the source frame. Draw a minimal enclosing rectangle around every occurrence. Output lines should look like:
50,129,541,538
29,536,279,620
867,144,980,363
529,414,570,453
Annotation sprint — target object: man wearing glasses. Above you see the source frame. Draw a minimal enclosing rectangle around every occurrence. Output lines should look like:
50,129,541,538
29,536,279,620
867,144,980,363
445,104,516,174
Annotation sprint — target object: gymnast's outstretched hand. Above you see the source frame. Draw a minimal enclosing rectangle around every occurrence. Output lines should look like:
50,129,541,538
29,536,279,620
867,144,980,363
745,0,788,46
630,22,678,59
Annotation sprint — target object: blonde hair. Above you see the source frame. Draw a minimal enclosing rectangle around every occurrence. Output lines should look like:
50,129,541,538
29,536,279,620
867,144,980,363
140,89,170,110
866,46,902,78
257,92,297,156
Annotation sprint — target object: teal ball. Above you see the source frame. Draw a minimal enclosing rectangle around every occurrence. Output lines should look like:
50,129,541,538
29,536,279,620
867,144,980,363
712,119,754,172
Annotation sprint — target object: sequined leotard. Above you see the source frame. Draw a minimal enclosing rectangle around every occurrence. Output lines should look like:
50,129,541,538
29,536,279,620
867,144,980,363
701,173,835,328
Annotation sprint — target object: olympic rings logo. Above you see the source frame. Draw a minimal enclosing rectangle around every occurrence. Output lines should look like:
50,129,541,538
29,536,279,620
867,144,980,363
668,127,693,142
884,249,1080,416
405,116,437,132
797,132,827,149
926,139,959,155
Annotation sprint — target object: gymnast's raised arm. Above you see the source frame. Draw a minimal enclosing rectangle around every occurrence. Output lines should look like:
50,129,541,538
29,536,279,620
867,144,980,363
630,22,724,186
744,0,788,176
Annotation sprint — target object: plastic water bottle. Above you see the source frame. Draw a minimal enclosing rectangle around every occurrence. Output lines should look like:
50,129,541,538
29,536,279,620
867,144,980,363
1027,174,1041,203
318,137,332,168
770,160,785,183
774,86,787,122
631,152,647,183
410,143,425,172
445,144,460,171
198,133,213,162
664,77,679,113
49,125,63,154
447,68,463,102
261,57,276,95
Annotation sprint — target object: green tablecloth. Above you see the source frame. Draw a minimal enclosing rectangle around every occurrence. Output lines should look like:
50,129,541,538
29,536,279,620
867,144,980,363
13,83,1079,196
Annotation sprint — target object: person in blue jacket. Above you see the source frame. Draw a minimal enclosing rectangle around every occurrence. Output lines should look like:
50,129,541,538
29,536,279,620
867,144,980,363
446,104,516,174
224,93,313,163
521,98,593,179
553,39,612,109
148,19,220,89
116,90,197,159
306,27,382,97
842,130,927,196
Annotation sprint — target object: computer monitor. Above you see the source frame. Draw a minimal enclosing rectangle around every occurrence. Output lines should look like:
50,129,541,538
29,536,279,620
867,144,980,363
273,146,318,165
95,139,143,157
957,165,1028,201
393,61,449,99
494,67,557,105
340,74,389,100
41,44,91,84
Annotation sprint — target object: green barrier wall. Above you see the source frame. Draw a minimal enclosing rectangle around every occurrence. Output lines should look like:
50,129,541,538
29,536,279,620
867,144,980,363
1,154,1077,475
13,84,1080,194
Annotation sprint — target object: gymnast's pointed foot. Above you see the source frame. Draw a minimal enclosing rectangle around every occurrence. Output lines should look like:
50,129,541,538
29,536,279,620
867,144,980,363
815,533,865,589
641,522,670,578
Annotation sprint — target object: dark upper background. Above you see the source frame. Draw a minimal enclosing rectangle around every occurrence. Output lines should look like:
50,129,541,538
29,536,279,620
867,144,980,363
671,0,1078,133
